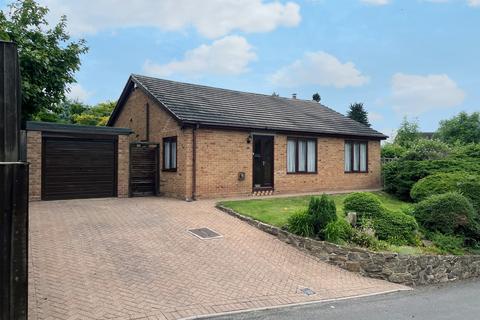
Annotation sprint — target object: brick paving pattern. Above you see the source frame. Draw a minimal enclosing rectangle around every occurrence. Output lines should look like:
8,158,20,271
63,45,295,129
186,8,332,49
29,198,407,320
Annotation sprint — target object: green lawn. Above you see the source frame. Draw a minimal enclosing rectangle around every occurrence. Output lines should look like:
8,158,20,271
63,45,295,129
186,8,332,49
219,191,412,228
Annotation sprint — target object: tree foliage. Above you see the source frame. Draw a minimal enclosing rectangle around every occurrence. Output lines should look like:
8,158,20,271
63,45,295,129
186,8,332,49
34,100,116,126
347,102,370,127
312,92,321,102
394,117,420,148
0,0,88,121
437,112,480,145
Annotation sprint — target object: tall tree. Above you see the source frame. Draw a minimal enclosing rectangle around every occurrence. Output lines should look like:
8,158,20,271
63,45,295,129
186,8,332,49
437,111,480,145
394,117,420,148
312,93,321,102
347,102,370,127
0,0,88,121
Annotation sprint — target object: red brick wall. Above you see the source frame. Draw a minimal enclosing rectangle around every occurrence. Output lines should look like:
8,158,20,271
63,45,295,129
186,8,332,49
111,89,382,199
27,130,41,201
112,88,193,199
194,129,252,198
117,135,130,197
193,131,381,198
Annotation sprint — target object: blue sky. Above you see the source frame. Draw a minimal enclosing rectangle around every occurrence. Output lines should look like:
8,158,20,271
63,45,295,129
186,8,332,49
2,0,479,136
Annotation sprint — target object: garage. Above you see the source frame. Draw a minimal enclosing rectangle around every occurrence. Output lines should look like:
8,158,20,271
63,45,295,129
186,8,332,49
42,134,117,200
26,122,132,201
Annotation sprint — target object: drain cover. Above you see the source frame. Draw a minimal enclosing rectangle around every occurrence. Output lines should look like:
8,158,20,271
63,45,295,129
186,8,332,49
188,227,222,239
299,287,316,296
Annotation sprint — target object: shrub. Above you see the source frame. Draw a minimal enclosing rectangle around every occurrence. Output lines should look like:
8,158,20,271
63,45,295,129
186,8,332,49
410,172,469,201
383,159,480,200
451,143,480,159
458,179,480,215
324,219,354,244
401,139,451,161
414,192,477,235
373,210,418,245
287,210,314,237
343,192,384,222
381,143,407,159
307,195,337,235
350,229,387,251
430,233,465,255
411,172,480,212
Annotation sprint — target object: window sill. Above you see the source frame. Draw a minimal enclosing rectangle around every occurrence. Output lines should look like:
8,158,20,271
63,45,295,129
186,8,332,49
344,171,369,174
287,171,318,175
162,169,177,172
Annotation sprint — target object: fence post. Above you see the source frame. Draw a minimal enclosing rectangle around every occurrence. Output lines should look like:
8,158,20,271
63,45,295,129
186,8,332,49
0,40,29,320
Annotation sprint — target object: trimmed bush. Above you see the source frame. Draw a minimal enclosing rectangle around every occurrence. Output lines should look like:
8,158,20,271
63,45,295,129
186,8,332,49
343,192,384,222
324,219,354,244
414,192,477,235
383,159,480,200
410,172,469,201
287,210,314,237
308,195,337,235
411,172,480,212
373,210,418,245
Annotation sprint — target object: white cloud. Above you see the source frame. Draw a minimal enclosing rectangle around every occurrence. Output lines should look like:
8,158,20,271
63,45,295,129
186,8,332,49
66,83,91,102
270,51,369,88
143,36,257,77
423,0,480,6
360,0,390,5
390,73,465,115
468,0,480,6
369,112,384,122
40,0,301,38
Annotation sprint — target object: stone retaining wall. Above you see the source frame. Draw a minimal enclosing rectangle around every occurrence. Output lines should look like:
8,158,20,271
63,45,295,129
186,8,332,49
217,205,480,286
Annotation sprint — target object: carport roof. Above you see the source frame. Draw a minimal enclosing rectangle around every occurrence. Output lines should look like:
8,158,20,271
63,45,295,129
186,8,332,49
26,121,132,135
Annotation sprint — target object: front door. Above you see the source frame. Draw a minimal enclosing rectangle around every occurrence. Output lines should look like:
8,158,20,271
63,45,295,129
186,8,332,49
253,135,274,190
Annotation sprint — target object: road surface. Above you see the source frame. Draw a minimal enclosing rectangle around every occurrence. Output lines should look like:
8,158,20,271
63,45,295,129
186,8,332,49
206,279,480,320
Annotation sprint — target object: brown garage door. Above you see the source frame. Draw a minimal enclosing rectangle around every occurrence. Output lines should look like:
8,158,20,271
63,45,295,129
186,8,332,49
42,135,117,200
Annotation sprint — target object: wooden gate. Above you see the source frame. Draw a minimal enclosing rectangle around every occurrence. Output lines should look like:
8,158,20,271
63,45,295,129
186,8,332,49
130,143,159,196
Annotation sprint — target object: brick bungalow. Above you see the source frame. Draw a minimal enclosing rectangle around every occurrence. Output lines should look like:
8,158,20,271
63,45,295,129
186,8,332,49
107,74,387,200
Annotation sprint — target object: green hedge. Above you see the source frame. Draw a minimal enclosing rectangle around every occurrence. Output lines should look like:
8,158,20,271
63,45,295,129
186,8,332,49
410,172,480,213
383,159,480,200
414,192,477,235
343,192,384,222
373,210,418,245
343,192,418,245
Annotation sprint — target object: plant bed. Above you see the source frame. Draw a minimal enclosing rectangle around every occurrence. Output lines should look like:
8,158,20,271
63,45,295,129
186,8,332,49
216,204,480,286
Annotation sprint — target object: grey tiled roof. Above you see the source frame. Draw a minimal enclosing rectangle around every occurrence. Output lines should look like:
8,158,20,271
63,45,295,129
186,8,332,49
125,74,386,139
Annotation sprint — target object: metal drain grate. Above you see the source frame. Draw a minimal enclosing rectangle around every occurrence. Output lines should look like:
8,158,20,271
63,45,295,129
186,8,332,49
299,287,316,296
188,227,222,239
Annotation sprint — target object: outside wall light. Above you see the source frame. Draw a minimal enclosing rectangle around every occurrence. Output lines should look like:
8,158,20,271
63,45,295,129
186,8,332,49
246,134,252,144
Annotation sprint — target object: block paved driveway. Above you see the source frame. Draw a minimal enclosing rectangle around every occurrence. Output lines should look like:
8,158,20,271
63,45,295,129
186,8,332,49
29,197,407,320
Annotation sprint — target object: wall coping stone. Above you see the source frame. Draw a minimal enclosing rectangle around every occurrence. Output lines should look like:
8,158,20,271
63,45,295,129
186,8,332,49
216,204,480,286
